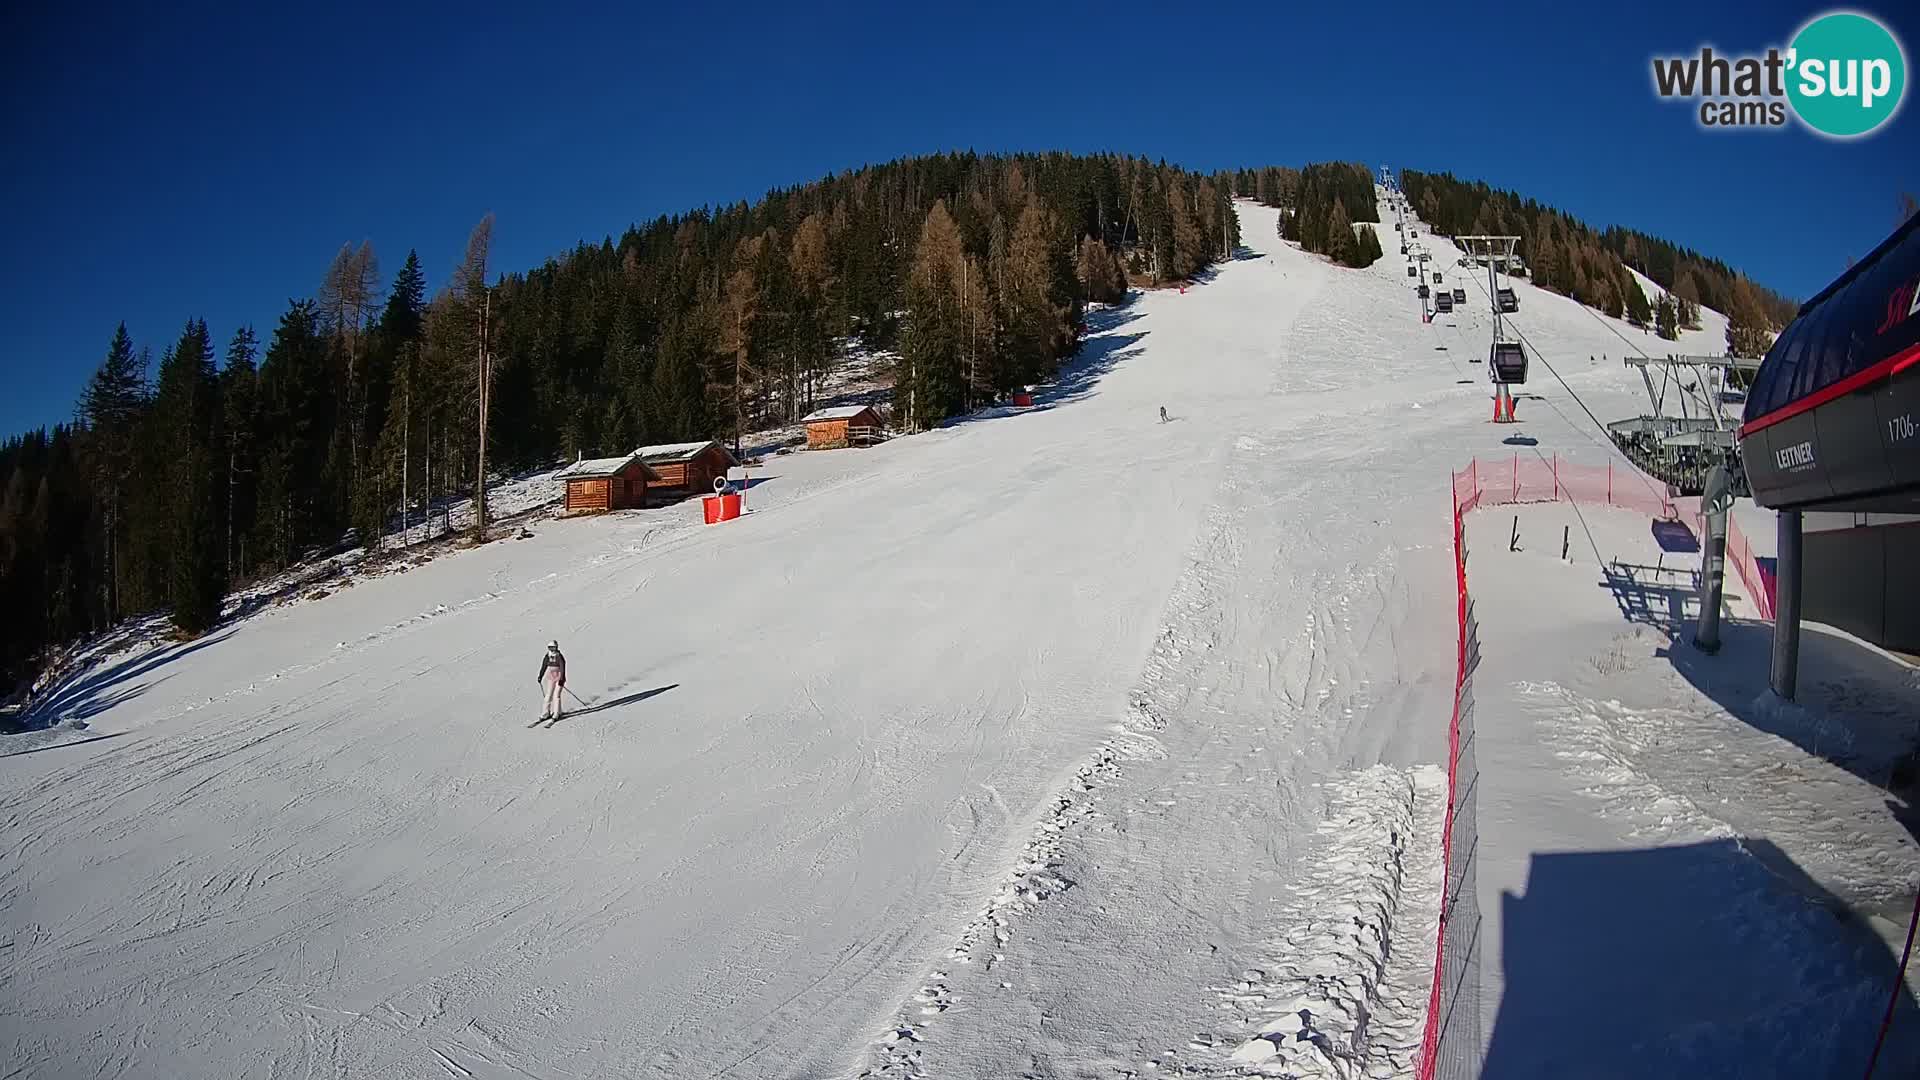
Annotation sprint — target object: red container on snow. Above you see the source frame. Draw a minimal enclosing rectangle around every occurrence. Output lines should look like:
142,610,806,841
703,493,743,524
1012,391,1033,407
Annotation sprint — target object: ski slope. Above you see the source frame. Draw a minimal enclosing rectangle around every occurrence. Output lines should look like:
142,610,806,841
6,197,1912,1079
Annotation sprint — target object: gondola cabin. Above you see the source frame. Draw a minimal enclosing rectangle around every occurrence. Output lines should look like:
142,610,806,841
1739,212,1920,658
1496,287,1519,313
1490,341,1528,383
1434,292,1454,313
1432,270,1443,283
1453,287,1467,304
801,405,885,449
556,453,657,514
1407,265,1417,278
1400,244,1409,255
635,440,740,501
1418,284,1431,299
1742,211,1919,514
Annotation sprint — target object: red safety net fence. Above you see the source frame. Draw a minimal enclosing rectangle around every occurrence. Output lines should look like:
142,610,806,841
1419,454,1773,1077
1417,478,1485,1080
1451,452,1675,519
1453,452,1774,622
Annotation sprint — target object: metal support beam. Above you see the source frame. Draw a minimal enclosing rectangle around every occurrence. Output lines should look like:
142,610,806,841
1693,469,1731,654
1770,509,1804,700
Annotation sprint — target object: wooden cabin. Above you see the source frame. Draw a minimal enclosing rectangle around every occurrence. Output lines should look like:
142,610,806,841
635,440,740,500
556,453,656,514
800,405,885,449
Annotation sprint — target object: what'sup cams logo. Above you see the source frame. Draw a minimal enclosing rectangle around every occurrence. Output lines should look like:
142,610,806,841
1651,10,1907,137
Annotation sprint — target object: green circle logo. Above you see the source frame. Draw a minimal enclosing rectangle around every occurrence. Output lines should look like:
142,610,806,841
1787,11,1907,137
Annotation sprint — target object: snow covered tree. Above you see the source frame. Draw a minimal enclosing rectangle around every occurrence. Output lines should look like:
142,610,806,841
1655,292,1679,341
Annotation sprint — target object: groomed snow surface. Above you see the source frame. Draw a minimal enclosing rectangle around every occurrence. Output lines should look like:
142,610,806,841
4,198,1916,1079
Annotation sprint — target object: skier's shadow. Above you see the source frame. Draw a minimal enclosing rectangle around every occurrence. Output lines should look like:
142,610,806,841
555,684,679,724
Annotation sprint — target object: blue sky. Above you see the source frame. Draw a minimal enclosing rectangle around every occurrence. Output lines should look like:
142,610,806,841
2,0,1913,437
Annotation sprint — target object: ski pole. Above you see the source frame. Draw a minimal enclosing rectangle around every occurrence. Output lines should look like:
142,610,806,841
566,687,589,707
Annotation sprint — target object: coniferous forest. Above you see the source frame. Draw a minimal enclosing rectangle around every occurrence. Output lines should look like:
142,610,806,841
1,152,1242,686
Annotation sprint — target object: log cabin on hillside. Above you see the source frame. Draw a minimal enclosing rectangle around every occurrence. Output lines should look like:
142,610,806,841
556,453,657,514
636,441,739,500
800,405,885,449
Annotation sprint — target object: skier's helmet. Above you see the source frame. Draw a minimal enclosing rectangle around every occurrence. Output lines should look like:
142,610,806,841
548,640,559,650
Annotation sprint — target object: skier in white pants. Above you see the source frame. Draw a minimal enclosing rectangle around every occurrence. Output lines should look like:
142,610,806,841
536,640,567,720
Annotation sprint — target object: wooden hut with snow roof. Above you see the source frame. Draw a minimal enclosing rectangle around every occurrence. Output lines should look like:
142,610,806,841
801,405,885,449
556,453,657,514
635,440,739,501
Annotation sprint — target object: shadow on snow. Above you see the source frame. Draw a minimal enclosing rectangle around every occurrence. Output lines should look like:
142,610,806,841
1483,838,1920,1078
548,684,679,725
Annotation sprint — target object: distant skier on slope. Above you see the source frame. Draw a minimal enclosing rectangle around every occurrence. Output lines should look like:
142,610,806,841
1159,406,1169,423
536,640,567,721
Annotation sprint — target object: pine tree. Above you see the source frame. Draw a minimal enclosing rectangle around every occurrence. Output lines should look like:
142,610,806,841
1004,199,1075,386
718,234,765,452
79,324,146,623
1655,293,1679,341
381,251,427,341
1326,199,1361,267
152,320,226,634
1354,223,1383,268
370,340,416,541
1076,235,1127,304
1624,276,1653,328
899,200,968,429
221,327,258,577
254,300,327,567
789,213,835,411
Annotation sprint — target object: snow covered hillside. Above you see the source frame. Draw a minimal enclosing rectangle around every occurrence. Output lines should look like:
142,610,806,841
5,197,1914,1080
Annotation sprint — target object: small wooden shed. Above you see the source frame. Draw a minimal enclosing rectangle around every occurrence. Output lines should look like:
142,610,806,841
556,453,657,514
636,440,740,500
800,405,885,449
